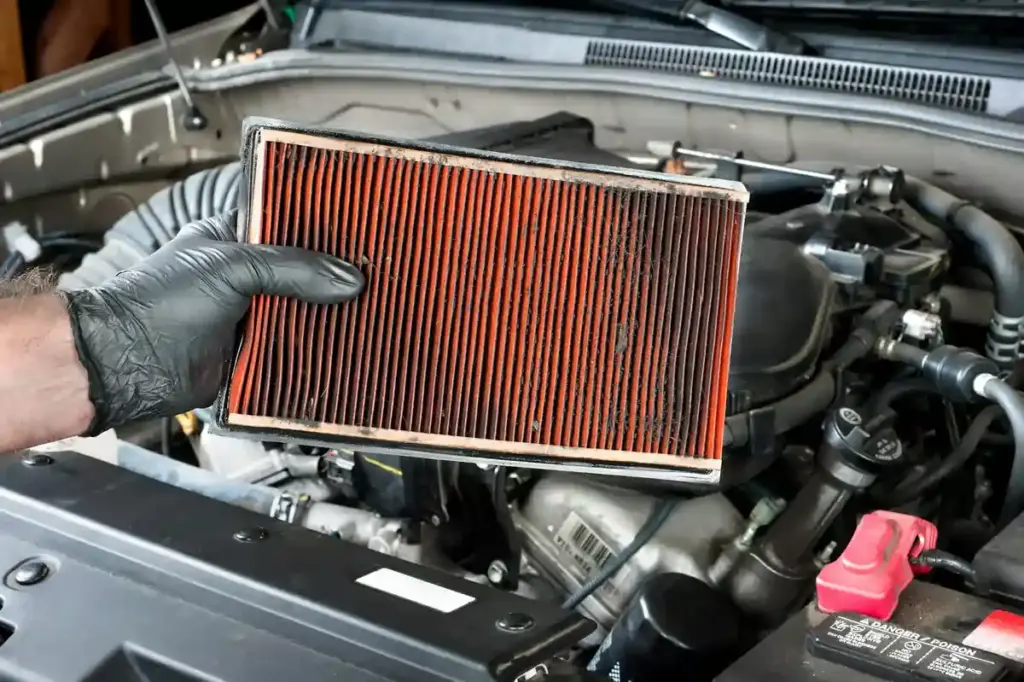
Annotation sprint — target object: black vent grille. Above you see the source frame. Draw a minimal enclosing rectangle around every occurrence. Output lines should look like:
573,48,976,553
585,40,992,113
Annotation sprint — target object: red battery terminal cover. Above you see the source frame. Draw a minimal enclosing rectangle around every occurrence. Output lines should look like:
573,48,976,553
816,511,938,620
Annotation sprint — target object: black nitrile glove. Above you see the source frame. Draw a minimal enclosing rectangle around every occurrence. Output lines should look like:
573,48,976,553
62,211,364,435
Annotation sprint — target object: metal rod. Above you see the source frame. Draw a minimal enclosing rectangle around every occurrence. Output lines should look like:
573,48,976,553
258,0,282,30
299,2,323,42
142,0,197,111
672,146,835,181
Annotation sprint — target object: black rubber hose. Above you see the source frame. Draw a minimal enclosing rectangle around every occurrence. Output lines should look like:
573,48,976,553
0,252,24,280
59,163,241,290
562,498,677,611
904,177,1024,317
724,315,882,448
873,377,942,411
903,177,1024,363
910,549,977,584
1,232,102,280
976,377,1024,525
870,377,961,450
885,342,929,367
723,342,855,447
740,171,824,195
39,237,102,251
768,371,836,435
882,405,1001,506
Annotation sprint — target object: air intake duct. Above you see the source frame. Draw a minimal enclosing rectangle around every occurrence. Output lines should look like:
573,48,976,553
216,118,748,484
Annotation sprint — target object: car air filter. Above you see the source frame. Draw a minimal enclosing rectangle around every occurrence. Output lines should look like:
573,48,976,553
217,118,748,484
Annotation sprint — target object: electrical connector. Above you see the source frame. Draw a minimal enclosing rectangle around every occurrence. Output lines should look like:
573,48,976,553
2,222,41,263
900,309,942,343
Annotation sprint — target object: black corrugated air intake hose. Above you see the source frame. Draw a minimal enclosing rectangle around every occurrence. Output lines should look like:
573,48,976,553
58,163,241,290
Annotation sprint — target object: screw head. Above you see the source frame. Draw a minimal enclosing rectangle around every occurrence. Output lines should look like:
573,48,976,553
13,561,49,586
496,612,535,633
233,527,269,543
21,453,53,467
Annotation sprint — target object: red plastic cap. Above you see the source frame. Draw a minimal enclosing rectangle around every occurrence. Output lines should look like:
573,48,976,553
816,511,938,620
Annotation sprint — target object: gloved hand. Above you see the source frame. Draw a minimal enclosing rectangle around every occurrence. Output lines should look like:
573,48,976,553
62,211,364,434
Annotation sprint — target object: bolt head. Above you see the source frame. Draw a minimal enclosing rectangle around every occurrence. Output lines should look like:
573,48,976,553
21,453,53,467
13,561,49,586
181,106,208,132
496,612,535,633
486,561,508,585
233,527,269,543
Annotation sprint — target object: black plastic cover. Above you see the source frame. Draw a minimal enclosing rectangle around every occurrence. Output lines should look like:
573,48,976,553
0,449,592,682
431,112,646,169
727,235,834,410
975,509,1024,606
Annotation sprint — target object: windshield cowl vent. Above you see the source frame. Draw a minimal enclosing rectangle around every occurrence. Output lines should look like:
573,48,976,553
585,39,992,114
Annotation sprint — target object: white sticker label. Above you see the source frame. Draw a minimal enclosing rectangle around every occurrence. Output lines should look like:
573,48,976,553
963,610,1024,662
355,568,475,613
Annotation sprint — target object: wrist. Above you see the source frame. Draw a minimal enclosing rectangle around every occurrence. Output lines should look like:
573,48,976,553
35,294,95,436
61,288,116,435
63,288,160,434
0,294,95,450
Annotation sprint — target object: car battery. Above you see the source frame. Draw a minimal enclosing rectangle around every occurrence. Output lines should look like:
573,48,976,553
715,580,1024,682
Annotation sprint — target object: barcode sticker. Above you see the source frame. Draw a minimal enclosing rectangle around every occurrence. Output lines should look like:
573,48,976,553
569,518,614,569
553,512,624,594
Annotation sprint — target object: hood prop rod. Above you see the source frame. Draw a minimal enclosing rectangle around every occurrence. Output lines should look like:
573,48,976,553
141,0,209,131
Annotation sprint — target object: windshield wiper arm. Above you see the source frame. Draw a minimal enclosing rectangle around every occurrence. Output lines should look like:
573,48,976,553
682,0,807,53
593,0,808,54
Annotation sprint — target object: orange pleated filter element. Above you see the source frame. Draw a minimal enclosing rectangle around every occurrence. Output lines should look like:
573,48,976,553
221,118,748,483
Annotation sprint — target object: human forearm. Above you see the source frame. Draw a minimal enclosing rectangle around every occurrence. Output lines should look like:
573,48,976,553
0,212,360,451
0,294,94,452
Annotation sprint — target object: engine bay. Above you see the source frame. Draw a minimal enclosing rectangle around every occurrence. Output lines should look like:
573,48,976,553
8,42,1024,679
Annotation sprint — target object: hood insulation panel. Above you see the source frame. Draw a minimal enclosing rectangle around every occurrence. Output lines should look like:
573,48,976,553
221,120,748,480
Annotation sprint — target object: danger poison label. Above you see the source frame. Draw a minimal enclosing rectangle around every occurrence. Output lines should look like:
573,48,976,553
809,614,1009,682
853,619,981,656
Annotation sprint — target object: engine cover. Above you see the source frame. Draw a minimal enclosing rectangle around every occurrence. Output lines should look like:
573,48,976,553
727,236,834,410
